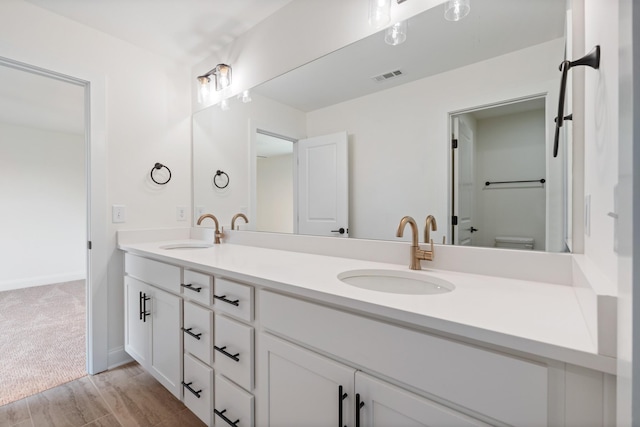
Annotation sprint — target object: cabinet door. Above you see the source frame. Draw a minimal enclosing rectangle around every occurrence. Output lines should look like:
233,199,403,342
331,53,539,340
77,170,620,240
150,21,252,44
355,372,489,427
124,277,149,365
149,286,182,399
261,334,355,427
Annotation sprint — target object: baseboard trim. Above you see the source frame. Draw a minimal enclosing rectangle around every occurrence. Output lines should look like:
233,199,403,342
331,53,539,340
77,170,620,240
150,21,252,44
107,346,133,371
0,272,86,292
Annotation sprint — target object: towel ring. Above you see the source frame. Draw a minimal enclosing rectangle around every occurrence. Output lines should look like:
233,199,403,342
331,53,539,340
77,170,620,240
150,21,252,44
213,170,229,189
150,163,171,185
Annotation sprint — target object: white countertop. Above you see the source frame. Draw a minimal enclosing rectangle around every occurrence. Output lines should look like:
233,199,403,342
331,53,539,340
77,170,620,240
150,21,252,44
119,238,615,374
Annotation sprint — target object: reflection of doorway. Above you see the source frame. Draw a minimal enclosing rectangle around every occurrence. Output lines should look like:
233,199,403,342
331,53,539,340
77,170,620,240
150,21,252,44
255,130,296,233
451,97,547,250
0,59,88,403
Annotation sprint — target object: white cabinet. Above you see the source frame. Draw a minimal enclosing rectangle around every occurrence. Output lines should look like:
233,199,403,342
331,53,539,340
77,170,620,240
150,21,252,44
124,256,182,399
261,333,486,427
355,372,489,427
261,333,354,427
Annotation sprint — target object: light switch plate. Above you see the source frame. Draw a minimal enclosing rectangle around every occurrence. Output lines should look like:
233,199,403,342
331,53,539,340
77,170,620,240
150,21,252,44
112,205,126,223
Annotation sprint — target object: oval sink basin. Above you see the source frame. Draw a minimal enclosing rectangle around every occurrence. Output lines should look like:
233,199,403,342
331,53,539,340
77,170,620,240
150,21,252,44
160,243,214,250
337,269,454,295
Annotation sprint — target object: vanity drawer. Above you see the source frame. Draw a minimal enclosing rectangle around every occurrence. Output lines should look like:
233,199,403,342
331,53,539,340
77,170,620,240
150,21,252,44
124,253,181,293
214,374,254,427
214,277,253,322
214,314,254,391
183,301,213,366
182,270,213,306
183,353,214,426
260,290,548,427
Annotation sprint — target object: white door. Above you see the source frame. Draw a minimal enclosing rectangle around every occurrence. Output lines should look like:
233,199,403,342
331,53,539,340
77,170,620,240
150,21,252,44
149,286,182,399
297,131,349,237
124,277,149,366
262,334,355,427
355,372,489,427
452,116,476,246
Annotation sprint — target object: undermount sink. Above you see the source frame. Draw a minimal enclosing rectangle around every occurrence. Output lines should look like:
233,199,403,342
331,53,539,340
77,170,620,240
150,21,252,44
160,243,214,250
337,269,455,295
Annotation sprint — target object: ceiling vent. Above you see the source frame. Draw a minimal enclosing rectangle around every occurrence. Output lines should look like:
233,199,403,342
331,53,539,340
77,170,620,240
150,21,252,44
371,69,404,82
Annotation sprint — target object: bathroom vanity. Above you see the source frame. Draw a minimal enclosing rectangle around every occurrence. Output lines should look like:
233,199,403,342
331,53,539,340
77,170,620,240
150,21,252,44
118,229,616,427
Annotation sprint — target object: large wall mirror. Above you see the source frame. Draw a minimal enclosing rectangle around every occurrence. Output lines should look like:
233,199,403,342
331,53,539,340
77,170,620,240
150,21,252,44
193,0,571,252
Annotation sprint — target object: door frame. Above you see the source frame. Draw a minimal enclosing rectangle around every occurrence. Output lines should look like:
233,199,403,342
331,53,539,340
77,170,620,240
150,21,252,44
448,93,548,247
0,56,109,374
249,120,299,233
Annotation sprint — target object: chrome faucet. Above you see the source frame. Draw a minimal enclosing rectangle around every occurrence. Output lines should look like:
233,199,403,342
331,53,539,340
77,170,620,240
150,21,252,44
231,213,249,230
197,213,224,244
396,216,435,270
424,215,437,244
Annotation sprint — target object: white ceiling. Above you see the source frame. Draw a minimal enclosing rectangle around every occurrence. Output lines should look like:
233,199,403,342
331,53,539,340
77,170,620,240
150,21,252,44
23,0,294,64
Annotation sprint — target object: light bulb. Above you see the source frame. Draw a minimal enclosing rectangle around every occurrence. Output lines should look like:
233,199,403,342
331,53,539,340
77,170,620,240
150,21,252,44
197,76,210,104
368,0,391,29
445,0,470,22
384,21,407,46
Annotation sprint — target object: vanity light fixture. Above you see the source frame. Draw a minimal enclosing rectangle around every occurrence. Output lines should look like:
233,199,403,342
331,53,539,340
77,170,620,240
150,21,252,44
385,20,408,45
444,0,470,22
197,63,232,103
369,0,391,29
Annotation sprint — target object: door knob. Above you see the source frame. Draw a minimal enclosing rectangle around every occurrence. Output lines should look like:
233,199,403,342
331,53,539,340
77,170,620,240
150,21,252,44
331,228,346,234
469,227,478,233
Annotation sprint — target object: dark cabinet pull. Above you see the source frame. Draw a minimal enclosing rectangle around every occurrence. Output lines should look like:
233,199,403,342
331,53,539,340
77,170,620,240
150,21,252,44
139,292,150,322
181,283,202,293
214,409,240,426
214,294,240,306
355,393,364,427
214,345,240,362
338,385,348,427
139,291,143,320
182,327,202,340
181,381,202,398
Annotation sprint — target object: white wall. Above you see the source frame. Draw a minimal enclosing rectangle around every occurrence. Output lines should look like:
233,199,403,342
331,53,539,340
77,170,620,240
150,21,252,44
257,154,294,233
0,0,192,367
305,40,563,242
474,109,546,250
582,0,619,282
0,122,85,291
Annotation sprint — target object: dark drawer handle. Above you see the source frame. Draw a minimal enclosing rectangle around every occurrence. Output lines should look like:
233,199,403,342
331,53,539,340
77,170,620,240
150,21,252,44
214,409,240,426
214,294,240,306
181,381,202,398
182,327,202,340
214,345,240,362
181,283,202,293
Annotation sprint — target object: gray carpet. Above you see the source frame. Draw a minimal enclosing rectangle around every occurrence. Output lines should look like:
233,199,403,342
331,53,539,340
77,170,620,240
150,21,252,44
0,280,86,406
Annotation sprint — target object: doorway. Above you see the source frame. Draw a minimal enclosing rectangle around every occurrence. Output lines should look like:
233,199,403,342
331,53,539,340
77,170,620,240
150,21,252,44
0,56,105,403
254,130,296,233
451,97,547,250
